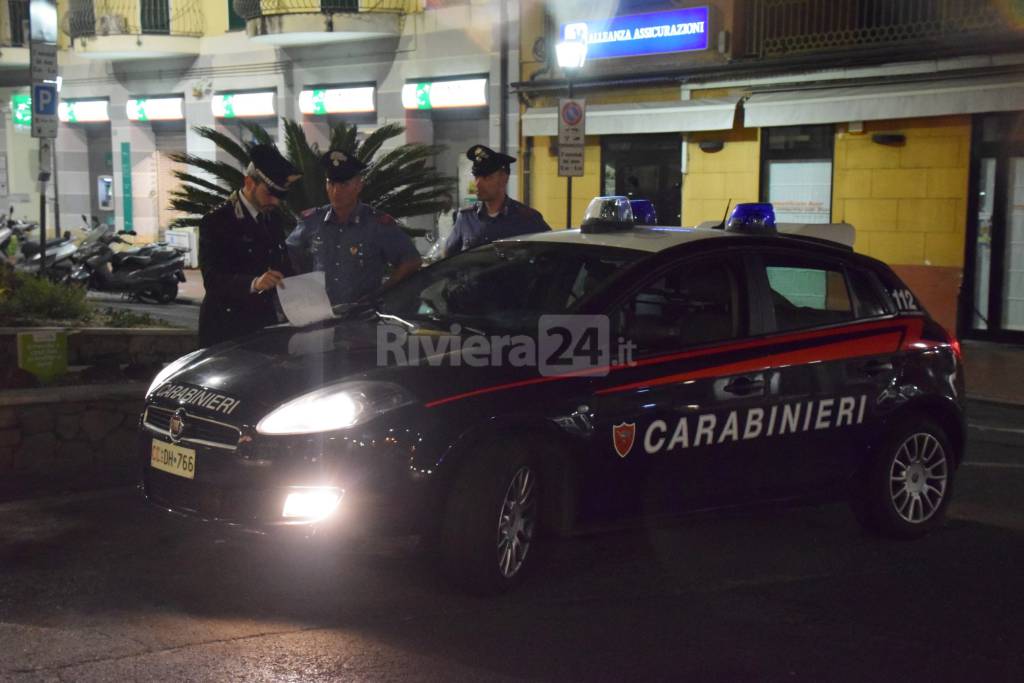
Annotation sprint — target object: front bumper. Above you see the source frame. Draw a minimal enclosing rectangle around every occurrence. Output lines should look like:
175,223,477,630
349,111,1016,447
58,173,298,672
137,418,436,537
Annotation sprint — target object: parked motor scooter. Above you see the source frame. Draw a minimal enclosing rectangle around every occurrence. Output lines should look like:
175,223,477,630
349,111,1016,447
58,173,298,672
2,207,77,282
70,224,187,303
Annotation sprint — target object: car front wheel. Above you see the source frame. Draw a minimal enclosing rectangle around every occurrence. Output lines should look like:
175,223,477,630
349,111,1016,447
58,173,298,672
439,442,541,594
851,416,954,539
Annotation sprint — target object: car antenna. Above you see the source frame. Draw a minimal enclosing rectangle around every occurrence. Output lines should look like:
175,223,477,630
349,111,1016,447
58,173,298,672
714,199,732,230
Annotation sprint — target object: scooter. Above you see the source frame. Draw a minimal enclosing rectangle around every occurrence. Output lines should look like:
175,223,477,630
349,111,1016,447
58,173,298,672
70,224,187,303
2,209,77,283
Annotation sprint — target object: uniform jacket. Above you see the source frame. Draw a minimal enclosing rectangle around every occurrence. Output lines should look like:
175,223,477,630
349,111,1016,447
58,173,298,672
198,192,292,347
444,197,551,257
286,202,419,305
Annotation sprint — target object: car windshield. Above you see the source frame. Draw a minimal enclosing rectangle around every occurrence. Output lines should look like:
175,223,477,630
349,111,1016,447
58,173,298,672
376,242,643,333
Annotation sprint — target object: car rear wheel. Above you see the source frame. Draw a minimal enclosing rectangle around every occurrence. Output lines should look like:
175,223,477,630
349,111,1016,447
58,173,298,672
439,442,541,594
851,416,954,539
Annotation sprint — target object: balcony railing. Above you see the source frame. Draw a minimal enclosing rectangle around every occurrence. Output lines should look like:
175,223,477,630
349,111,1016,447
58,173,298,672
1,0,28,47
63,0,204,40
233,0,417,21
742,0,1015,58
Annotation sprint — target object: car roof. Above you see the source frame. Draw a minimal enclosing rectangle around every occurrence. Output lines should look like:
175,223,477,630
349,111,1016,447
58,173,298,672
502,226,732,253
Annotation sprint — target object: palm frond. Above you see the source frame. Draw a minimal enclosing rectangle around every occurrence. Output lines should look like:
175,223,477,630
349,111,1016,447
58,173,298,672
191,126,251,166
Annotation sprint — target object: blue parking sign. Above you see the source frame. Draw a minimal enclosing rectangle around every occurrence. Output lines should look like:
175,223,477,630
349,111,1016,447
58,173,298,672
32,83,57,116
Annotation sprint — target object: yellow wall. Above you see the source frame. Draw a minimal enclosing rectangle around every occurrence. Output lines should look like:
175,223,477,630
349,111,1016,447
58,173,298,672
203,0,228,34
682,127,760,225
832,116,970,267
529,135,601,229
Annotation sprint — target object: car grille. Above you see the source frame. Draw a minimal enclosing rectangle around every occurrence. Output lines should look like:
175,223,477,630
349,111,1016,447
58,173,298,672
143,405,241,451
145,469,283,521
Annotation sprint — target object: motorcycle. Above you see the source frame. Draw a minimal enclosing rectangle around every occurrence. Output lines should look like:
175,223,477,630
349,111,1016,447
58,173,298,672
70,223,188,303
1,207,77,282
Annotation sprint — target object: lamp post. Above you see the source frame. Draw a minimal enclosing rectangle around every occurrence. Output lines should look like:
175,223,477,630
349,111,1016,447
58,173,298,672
556,37,586,229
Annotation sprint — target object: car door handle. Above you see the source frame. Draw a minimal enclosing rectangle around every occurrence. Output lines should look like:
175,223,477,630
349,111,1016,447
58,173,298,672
856,360,894,376
723,376,765,395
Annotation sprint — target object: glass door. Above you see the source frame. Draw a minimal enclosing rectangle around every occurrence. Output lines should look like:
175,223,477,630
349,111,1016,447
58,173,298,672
962,113,1024,340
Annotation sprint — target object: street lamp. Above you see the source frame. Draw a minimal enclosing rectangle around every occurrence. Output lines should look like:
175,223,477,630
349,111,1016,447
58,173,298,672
556,34,587,229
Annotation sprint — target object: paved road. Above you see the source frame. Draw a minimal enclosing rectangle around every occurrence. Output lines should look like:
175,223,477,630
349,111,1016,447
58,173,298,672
86,292,198,329
1,402,1021,681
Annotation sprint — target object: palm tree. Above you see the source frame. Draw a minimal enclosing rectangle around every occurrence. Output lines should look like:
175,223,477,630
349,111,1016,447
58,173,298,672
168,120,455,237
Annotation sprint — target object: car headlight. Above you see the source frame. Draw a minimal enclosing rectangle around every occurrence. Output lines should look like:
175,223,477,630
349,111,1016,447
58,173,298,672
256,381,414,435
146,349,206,397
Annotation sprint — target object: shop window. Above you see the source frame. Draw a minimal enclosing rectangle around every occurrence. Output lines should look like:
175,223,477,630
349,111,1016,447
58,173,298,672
760,125,834,224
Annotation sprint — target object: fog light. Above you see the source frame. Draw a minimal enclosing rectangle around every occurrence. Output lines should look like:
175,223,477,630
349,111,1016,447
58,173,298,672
282,487,343,521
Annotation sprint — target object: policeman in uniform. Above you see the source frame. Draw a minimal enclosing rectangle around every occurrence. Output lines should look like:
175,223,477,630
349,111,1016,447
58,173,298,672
444,145,551,257
198,144,300,348
287,150,422,305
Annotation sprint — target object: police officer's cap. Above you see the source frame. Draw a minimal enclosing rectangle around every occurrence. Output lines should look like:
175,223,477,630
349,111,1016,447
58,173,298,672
321,149,367,183
467,145,515,177
247,144,301,198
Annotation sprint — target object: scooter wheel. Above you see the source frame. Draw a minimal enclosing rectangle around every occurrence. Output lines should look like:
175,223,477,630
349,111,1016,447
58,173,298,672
154,282,178,304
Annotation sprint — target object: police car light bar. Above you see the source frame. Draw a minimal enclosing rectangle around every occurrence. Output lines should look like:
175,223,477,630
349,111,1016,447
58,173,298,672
580,196,635,233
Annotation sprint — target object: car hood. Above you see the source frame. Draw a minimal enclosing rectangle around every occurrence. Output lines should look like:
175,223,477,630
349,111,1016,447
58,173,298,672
152,318,409,424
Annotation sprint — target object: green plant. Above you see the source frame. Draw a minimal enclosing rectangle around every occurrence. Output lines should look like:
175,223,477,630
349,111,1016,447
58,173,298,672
0,269,91,323
96,307,172,328
168,120,456,237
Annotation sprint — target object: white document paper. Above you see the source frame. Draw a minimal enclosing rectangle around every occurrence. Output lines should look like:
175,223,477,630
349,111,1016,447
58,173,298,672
276,271,334,327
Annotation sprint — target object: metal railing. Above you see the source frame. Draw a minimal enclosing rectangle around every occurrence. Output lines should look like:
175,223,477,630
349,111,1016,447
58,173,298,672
742,0,1014,58
63,0,204,40
232,0,417,21
0,0,28,47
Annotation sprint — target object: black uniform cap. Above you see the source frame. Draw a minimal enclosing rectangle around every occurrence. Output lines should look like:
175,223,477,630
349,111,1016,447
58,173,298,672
321,149,368,183
467,145,515,177
247,144,301,198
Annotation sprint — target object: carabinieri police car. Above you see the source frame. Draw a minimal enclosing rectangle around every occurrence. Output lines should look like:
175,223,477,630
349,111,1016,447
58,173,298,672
139,199,965,593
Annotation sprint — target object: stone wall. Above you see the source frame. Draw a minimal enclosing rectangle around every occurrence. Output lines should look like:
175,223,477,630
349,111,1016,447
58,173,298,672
0,384,147,485
0,328,198,369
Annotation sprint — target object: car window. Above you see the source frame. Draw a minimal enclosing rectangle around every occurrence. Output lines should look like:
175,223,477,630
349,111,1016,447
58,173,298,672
846,266,892,318
615,258,740,351
379,243,642,332
762,255,854,331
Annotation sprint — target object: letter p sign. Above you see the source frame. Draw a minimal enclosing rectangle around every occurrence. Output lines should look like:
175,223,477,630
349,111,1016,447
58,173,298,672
33,83,57,116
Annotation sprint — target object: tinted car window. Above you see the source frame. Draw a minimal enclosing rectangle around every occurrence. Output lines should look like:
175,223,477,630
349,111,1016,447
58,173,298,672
763,255,854,331
615,258,739,351
847,266,892,318
379,243,642,333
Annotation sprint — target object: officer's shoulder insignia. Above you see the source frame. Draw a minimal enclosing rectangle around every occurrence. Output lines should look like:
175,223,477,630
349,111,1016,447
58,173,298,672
458,205,476,214
301,207,317,219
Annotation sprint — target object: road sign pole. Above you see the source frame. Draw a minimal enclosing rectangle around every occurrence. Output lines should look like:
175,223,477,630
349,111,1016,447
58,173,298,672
38,181,46,277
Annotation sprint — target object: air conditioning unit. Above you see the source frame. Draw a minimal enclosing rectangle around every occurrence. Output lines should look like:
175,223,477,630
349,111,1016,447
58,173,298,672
96,14,127,36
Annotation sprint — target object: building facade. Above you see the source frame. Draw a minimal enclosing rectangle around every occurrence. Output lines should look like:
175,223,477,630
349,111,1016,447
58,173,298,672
518,0,1024,340
0,0,521,250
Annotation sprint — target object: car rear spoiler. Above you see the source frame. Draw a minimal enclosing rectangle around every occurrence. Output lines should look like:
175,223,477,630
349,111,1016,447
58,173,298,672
776,222,855,248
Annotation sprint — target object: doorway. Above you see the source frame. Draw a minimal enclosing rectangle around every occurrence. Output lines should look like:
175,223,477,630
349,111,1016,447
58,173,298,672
962,112,1024,340
601,133,682,225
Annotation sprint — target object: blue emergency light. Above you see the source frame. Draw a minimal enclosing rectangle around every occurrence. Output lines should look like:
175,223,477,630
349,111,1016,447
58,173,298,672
725,203,777,235
581,196,635,233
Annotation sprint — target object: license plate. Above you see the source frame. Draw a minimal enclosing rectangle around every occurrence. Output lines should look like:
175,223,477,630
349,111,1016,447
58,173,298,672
150,439,196,480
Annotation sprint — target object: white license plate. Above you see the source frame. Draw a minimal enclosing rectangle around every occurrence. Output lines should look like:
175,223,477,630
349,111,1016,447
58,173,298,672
150,439,196,480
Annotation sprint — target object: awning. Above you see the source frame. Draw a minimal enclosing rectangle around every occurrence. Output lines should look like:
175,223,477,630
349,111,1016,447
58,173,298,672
744,74,1024,128
521,97,740,137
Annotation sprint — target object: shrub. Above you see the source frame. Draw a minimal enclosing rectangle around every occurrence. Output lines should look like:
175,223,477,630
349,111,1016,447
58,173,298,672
0,268,91,324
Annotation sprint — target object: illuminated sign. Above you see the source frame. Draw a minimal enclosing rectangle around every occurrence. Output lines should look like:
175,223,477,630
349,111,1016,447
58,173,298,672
11,94,32,127
401,78,487,110
58,99,109,123
561,7,709,60
212,91,276,119
127,96,184,121
299,86,375,115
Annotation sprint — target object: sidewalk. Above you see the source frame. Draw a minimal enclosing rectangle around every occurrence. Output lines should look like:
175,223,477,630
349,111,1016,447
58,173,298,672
179,269,1024,405
179,268,204,305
